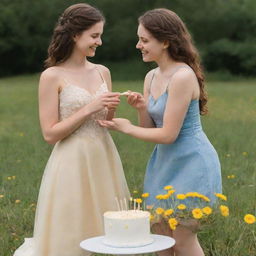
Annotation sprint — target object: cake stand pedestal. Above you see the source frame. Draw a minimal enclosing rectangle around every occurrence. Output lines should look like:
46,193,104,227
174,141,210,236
80,234,175,255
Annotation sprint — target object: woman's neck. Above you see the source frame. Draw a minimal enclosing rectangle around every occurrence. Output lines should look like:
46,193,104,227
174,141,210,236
155,53,183,75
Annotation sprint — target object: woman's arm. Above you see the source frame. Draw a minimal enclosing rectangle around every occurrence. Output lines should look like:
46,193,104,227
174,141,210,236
99,69,197,144
126,70,155,128
39,68,120,144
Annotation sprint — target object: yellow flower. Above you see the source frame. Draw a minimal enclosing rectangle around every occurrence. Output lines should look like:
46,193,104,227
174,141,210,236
220,205,229,217
192,208,203,219
202,206,212,215
155,194,164,200
7,176,12,180
0,195,4,198
155,207,165,215
168,218,178,230
12,176,16,180
135,198,142,204
226,153,231,157
164,185,173,190
242,152,248,156
133,190,138,194
19,132,24,137
244,214,255,224
177,204,186,210
215,193,227,201
15,200,21,204
186,192,197,197
142,193,149,198
164,209,174,216
230,175,235,179
162,194,170,200
167,190,176,196
201,196,211,202
176,194,186,200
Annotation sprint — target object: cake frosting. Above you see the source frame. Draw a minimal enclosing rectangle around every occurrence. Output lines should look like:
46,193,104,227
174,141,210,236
103,210,153,247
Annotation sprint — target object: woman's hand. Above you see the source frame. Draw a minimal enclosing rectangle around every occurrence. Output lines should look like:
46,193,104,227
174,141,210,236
126,91,147,110
86,92,120,114
98,118,132,133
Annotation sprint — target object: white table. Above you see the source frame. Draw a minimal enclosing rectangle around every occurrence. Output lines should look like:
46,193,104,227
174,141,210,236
80,234,175,255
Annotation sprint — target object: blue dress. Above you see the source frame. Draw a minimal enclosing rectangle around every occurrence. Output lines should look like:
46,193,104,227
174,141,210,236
144,91,222,206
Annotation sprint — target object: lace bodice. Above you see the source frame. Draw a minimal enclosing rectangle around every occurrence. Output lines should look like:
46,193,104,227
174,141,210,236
59,83,108,137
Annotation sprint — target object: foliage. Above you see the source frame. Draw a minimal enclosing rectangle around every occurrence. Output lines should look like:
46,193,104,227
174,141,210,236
0,0,256,76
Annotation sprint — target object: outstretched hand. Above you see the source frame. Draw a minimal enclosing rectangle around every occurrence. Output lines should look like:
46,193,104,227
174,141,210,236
98,118,132,133
121,91,146,110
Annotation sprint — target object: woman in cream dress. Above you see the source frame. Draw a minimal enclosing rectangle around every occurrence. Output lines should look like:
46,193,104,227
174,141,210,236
14,4,130,256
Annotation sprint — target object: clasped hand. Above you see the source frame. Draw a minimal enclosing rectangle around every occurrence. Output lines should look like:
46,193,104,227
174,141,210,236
98,90,146,132
87,92,121,114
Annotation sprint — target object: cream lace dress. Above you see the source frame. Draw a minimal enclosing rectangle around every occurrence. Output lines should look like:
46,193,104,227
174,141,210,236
14,80,130,256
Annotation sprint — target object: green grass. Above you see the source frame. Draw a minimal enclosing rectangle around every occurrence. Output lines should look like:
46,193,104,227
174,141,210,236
0,74,256,255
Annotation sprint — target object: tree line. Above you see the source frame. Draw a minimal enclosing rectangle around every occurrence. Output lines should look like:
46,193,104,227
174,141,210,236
0,0,255,77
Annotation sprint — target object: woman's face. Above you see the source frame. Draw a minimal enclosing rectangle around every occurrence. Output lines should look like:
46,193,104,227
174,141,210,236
74,21,104,57
136,24,166,62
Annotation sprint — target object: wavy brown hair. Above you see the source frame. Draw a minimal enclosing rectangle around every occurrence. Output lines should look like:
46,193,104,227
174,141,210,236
44,3,105,68
139,8,208,115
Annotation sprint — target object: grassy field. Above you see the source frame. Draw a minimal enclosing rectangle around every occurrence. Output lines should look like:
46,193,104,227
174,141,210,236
0,74,256,256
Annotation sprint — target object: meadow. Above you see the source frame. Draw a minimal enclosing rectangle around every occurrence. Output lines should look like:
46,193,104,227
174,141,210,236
0,74,255,256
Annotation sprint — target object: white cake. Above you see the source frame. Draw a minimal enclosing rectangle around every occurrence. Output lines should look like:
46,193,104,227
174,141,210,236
103,210,153,247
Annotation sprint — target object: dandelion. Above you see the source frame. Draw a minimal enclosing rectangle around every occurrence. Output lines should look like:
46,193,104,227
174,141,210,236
242,152,248,156
220,205,229,217
155,207,165,215
0,195,4,198
176,194,186,200
164,185,173,190
135,198,142,204
12,176,16,180
162,194,170,200
226,154,231,157
167,190,175,196
155,194,164,200
7,176,12,180
202,206,212,215
215,193,227,201
15,200,21,204
244,214,255,224
168,218,178,230
177,204,186,210
192,208,203,219
142,193,149,198
164,209,174,216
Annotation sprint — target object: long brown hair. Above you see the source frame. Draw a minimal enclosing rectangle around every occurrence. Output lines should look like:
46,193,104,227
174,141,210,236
139,8,208,115
44,3,105,68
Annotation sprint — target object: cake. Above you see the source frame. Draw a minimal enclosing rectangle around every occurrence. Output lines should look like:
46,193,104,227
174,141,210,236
103,210,153,247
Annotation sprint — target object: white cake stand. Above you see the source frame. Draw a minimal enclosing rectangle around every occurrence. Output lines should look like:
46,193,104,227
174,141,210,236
80,234,175,255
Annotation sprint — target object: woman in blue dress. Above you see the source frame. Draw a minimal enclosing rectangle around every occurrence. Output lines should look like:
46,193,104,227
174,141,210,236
99,8,222,256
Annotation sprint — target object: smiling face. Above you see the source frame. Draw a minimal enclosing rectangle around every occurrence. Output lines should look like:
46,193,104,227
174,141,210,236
136,23,168,62
73,21,104,57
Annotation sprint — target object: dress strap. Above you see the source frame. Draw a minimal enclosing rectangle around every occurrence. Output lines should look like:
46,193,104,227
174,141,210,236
148,68,157,94
166,65,191,91
95,65,105,83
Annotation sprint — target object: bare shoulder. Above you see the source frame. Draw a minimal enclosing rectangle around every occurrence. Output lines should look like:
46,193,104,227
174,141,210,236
171,67,198,90
145,68,156,82
96,64,111,78
39,67,61,91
